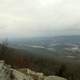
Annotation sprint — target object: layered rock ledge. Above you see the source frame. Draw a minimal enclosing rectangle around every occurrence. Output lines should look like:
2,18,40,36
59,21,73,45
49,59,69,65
0,60,67,80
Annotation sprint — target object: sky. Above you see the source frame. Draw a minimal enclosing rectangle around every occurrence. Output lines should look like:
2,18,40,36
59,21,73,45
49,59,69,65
0,0,80,38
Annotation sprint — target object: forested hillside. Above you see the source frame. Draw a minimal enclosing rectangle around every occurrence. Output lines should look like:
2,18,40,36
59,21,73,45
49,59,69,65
0,42,80,80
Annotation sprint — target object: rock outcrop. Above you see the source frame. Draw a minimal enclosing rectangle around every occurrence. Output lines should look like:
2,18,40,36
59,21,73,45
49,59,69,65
0,60,67,80
44,76,67,80
0,60,11,80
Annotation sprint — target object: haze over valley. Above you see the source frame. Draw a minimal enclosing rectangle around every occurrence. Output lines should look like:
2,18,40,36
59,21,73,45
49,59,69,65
0,0,80,80
6,35,80,60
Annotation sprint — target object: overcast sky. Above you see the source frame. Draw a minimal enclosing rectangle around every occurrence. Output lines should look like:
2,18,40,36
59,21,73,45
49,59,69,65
0,0,80,38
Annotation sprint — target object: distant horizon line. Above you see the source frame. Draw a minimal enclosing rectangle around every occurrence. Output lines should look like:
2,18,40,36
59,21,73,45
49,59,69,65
1,34,80,40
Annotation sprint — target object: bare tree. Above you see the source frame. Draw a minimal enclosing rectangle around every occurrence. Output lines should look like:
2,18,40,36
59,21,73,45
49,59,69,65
56,64,66,77
0,39,8,59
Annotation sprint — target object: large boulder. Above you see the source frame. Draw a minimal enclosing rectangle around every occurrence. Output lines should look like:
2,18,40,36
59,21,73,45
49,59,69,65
44,76,67,80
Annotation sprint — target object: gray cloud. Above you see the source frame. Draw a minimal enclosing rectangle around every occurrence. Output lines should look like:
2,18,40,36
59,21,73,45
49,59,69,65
0,0,80,38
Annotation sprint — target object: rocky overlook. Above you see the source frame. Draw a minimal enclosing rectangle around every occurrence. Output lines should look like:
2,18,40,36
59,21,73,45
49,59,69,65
0,60,67,80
